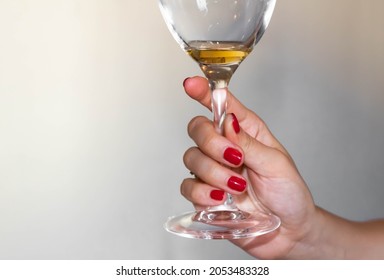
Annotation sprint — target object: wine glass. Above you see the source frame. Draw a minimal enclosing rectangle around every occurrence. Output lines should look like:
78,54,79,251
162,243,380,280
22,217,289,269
159,0,280,239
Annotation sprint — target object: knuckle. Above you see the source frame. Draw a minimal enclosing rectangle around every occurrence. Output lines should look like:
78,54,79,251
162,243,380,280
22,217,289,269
187,116,203,137
183,147,193,168
187,116,212,139
180,178,205,204
180,178,191,198
241,133,254,154
183,147,198,168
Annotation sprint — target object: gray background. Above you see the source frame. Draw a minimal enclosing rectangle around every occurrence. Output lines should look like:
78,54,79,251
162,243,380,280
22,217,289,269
0,0,383,259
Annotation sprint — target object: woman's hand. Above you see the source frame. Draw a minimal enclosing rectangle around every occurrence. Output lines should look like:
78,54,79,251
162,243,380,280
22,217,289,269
181,76,318,259
180,76,384,259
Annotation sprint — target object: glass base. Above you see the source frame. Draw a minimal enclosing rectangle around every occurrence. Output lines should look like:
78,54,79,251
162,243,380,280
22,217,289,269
164,206,281,239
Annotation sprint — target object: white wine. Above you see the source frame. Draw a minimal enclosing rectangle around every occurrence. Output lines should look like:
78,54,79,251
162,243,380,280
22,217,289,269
187,41,251,65
187,48,251,65
186,41,252,82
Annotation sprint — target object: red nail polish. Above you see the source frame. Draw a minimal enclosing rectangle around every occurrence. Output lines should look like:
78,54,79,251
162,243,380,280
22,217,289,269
231,113,240,134
210,190,225,201
224,147,242,165
227,176,247,192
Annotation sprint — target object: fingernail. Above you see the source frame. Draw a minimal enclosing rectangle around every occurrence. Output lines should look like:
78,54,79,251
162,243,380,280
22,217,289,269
183,77,190,88
210,190,225,201
224,147,242,165
227,176,247,192
231,113,240,134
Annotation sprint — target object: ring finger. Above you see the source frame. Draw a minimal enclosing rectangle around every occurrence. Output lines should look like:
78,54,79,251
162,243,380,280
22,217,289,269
183,147,247,195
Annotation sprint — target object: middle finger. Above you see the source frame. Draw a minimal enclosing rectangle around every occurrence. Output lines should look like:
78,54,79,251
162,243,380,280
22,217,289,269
183,147,247,194
187,116,244,167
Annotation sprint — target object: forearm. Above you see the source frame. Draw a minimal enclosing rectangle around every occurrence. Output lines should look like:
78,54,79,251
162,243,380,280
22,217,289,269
346,218,384,259
292,207,384,259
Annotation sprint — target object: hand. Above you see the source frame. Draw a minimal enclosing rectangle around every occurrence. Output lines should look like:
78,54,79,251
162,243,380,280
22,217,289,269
181,76,318,259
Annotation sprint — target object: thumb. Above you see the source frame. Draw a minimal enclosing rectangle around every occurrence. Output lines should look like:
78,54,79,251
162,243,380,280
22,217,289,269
223,113,293,178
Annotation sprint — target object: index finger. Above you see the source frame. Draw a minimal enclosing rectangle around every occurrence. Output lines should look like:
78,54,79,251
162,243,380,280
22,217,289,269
183,76,288,156
183,76,250,123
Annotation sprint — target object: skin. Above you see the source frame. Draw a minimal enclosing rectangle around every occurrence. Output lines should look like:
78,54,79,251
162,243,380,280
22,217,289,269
180,76,384,259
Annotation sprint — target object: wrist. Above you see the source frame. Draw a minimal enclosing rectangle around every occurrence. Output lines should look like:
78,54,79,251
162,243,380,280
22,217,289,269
285,206,346,259
308,207,347,259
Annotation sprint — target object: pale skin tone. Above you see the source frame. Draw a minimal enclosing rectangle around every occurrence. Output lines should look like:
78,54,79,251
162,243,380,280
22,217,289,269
181,76,384,259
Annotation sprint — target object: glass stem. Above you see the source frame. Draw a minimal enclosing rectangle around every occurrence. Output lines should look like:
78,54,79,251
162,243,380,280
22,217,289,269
210,80,227,133
209,79,236,209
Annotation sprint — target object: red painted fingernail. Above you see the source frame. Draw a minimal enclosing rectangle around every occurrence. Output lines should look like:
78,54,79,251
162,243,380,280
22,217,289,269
183,77,190,88
224,147,242,165
231,113,240,134
227,176,247,192
210,190,225,201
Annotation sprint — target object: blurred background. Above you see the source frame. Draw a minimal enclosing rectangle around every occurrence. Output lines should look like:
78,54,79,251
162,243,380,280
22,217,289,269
0,0,383,259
